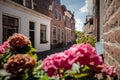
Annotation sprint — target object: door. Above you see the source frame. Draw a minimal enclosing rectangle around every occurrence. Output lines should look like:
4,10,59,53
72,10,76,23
29,22,35,47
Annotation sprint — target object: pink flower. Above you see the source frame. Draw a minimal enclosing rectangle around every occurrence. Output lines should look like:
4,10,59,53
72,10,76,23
68,43,100,65
1,41,9,48
0,47,5,54
102,64,116,77
64,47,83,65
0,41,9,54
8,33,31,48
90,54,103,66
77,43,96,57
42,43,105,77
42,52,73,77
4,54,36,77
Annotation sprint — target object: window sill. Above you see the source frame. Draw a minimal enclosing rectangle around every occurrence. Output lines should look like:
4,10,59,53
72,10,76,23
40,41,48,44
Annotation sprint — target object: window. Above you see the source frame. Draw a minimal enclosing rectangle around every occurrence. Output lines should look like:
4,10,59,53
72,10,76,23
11,0,23,5
3,15,19,42
56,0,61,5
53,27,56,39
59,13,62,21
58,28,60,43
40,24,47,43
61,31,64,42
26,0,32,8
54,9,58,20
11,0,32,9
53,27,57,43
29,22,35,47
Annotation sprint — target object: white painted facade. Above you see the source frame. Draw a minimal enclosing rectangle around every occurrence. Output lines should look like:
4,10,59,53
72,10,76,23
0,1,51,52
65,27,71,45
87,0,94,15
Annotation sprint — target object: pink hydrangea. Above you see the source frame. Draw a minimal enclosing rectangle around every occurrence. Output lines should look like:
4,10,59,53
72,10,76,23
90,54,103,66
0,41,9,54
67,43,103,66
42,52,72,77
77,43,96,57
7,33,31,48
1,41,9,48
0,47,5,54
102,64,116,77
4,54,36,77
42,43,112,77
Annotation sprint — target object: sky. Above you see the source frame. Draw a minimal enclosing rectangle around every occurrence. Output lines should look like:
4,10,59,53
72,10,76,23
61,0,88,31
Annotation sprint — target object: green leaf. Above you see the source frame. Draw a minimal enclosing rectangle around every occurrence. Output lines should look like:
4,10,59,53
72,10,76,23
0,52,12,68
72,73,89,78
39,75,49,80
76,35,96,47
13,45,36,54
81,65,90,72
33,54,38,60
27,53,38,60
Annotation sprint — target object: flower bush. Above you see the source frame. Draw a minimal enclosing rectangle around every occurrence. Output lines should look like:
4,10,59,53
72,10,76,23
4,54,36,78
42,44,116,80
8,33,31,48
0,33,117,80
76,35,96,46
0,33,37,80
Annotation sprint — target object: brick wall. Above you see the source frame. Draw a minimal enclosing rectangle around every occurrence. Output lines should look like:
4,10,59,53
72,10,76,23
103,0,120,78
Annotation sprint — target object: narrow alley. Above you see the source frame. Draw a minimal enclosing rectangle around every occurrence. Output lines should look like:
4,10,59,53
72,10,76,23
37,45,72,60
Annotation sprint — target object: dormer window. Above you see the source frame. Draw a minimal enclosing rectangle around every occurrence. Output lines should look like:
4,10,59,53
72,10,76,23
11,0,23,5
59,13,62,22
54,9,58,20
26,0,32,8
11,0,33,9
56,0,61,5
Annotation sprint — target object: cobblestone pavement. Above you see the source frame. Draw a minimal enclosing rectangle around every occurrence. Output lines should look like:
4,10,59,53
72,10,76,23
37,45,72,60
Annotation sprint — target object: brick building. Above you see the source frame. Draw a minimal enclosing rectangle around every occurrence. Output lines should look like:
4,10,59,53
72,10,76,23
84,16,94,38
49,0,65,49
49,0,76,49
85,0,102,41
87,0,120,78
64,10,76,45
103,0,120,78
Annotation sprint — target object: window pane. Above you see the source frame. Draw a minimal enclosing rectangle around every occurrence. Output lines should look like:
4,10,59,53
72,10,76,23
56,0,61,5
53,27,56,39
11,0,23,5
55,10,58,19
3,15,18,42
59,13,62,21
58,29,60,43
29,22,35,47
29,22,34,30
3,15,18,27
62,31,64,42
41,24,46,30
26,0,32,8
30,31,34,47
7,29,15,38
40,24,47,43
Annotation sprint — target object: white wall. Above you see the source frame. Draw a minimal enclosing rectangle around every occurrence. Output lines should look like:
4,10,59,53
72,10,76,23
99,0,103,42
0,11,2,45
95,0,104,55
0,2,51,52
